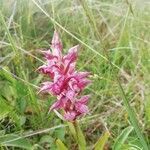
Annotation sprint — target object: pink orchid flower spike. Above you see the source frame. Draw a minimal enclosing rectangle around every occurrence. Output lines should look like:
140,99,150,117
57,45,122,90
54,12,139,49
38,30,91,121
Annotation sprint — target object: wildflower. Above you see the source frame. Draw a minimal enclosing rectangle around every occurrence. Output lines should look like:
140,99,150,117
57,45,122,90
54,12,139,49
38,30,91,121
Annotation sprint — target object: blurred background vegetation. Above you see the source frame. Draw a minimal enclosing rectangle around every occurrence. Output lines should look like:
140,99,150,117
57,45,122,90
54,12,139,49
0,0,150,149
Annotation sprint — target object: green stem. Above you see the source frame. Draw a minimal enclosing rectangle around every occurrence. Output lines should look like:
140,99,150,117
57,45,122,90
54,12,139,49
73,121,86,150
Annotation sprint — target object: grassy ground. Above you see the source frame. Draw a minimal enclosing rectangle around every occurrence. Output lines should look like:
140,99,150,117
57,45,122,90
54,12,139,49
0,0,150,149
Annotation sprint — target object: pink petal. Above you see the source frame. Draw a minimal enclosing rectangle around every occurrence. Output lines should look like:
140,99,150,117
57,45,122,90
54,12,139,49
78,79,91,89
51,83,61,95
39,81,53,93
50,95,69,110
64,111,77,121
38,65,48,73
78,95,90,104
63,45,79,63
63,45,79,74
40,50,57,60
51,31,62,57
50,100,63,110
50,76,67,95
38,65,54,78
75,72,91,79
40,80,61,95
65,90,75,101
75,103,89,114
68,62,76,74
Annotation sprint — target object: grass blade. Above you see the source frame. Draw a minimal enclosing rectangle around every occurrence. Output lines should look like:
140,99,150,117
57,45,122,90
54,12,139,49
94,131,110,150
113,126,133,150
56,139,68,150
0,134,32,150
117,80,149,150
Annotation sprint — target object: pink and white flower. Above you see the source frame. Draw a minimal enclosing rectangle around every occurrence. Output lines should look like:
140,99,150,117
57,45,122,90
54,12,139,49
38,30,91,121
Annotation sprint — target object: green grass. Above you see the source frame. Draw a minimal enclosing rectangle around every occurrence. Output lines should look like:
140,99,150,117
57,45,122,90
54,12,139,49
0,0,150,149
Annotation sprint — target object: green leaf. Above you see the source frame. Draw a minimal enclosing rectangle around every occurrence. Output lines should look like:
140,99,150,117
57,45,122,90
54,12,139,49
0,67,16,85
113,126,133,150
128,144,143,150
54,128,65,141
0,95,21,127
0,96,12,120
94,131,110,150
56,139,68,150
117,80,149,150
0,134,32,149
145,94,150,124
39,135,54,144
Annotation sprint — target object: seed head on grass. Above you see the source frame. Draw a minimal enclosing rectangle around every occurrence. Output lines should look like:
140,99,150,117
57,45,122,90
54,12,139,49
38,31,91,121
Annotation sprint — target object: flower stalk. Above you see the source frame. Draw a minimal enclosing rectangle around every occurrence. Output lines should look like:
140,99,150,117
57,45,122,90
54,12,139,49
73,121,86,150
